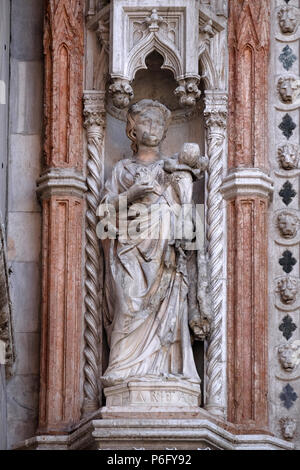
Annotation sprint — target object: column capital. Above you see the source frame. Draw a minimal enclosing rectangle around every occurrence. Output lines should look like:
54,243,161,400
221,168,274,200
83,90,106,128
204,91,228,131
37,168,87,200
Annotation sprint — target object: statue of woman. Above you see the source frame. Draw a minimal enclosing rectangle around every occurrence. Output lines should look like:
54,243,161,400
100,99,206,391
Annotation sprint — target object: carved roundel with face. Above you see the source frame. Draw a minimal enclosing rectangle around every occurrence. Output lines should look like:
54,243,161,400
277,211,299,239
278,341,300,372
278,143,300,170
276,276,299,305
277,76,300,104
278,6,298,35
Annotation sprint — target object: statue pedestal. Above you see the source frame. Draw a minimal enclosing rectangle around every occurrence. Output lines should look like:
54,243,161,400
103,380,200,410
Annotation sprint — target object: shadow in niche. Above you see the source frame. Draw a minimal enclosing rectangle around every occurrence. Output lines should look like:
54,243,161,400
131,50,179,110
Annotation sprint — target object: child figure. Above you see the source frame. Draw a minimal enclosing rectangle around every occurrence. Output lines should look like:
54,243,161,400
164,142,208,205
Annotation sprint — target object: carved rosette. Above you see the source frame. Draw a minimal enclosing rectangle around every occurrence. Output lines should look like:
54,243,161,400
82,91,106,414
204,91,228,416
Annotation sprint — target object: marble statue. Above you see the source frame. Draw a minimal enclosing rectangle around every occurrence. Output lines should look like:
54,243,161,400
99,99,208,405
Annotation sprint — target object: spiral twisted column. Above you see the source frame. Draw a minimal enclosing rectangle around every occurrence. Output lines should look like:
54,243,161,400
204,91,228,417
82,91,106,415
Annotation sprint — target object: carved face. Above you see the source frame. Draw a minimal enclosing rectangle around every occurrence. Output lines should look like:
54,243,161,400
278,143,299,170
280,417,297,440
277,212,299,239
278,342,300,371
133,108,166,148
278,6,298,35
277,77,300,104
277,277,298,304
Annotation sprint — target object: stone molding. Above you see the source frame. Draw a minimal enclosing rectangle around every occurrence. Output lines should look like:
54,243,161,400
36,168,87,199
221,169,274,200
14,415,294,450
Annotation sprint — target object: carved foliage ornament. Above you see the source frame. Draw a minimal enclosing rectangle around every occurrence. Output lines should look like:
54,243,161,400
278,143,300,170
278,341,300,372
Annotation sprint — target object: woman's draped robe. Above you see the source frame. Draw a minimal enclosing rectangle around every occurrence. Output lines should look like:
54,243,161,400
100,158,200,387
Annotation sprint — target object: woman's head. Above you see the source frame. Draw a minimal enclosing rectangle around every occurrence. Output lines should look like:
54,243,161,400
126,99,171,154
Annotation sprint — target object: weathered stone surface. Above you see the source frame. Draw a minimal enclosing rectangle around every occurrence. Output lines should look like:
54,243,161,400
0,365,7,450
10,0,44,61
9,61,43,135
7,212,41,263
9,262,40,334
14,333,40,375
6,374,39,449
8,134,41,212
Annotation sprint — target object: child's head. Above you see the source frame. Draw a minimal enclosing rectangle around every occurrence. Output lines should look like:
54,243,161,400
178,143,200,168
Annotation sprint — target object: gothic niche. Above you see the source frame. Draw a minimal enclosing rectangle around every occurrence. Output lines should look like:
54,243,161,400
277,76,300,104
278,6,298,35
278,143,300,170
277,211,299,239
84,0,227,417
101,49,208,408
276,276,299,305
278,341,300,372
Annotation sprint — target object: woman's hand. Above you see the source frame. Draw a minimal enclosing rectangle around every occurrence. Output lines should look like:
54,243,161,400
127,181,156,203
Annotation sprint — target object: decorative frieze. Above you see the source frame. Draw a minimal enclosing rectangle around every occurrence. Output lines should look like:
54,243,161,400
269,0,300,447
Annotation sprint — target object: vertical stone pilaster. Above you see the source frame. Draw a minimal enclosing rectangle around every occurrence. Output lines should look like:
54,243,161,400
38,0,86,433
225,0,272,429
